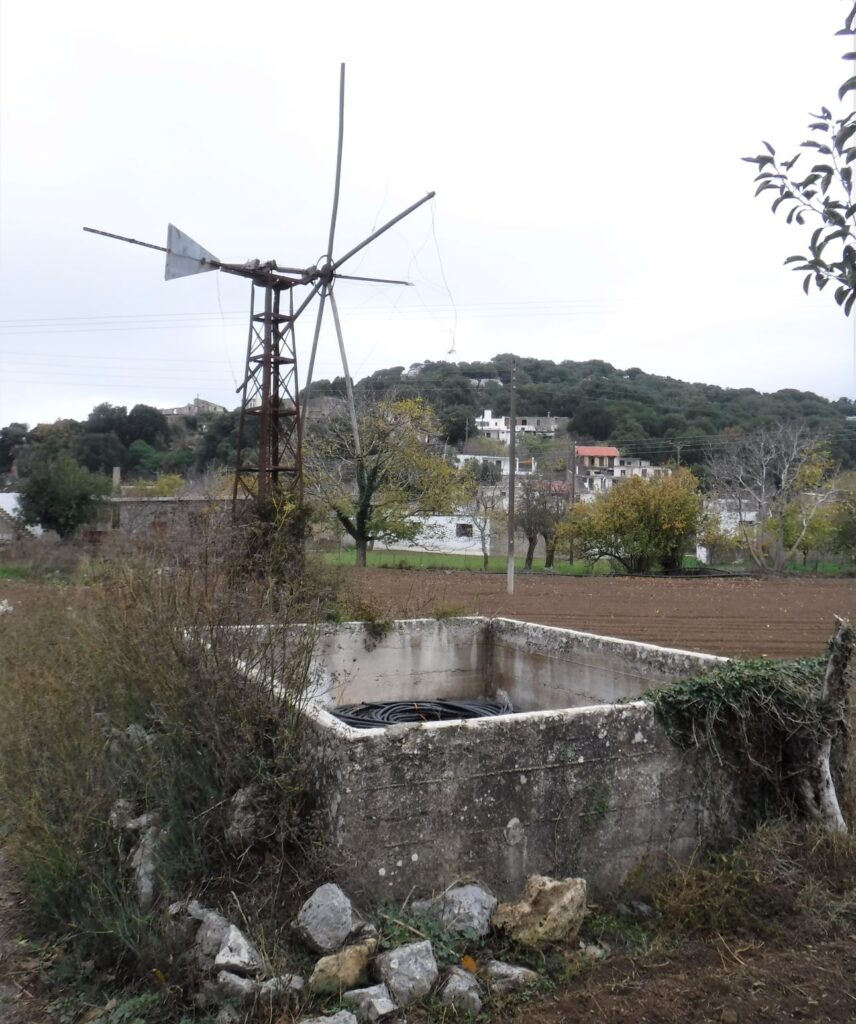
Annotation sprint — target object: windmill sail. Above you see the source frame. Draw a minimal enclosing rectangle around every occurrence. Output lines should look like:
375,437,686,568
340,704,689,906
165,224,218,280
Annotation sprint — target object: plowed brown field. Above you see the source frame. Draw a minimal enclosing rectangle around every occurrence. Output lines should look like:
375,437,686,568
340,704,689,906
348,569,856,657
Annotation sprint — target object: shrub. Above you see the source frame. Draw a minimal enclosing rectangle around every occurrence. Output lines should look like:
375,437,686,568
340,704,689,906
0,517,325,979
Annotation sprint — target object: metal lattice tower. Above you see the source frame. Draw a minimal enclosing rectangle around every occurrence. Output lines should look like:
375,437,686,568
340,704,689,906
234,279,301,505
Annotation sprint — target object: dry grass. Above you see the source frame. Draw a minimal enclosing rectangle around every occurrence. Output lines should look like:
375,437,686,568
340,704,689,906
0,517,330,982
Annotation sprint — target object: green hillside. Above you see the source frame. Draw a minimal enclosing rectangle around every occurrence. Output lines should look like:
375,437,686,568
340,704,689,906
309,355,856,467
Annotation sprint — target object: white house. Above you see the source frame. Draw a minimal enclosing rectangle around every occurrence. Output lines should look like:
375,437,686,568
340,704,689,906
474,409,569,445
455,453,537,476
575,446,671,492
339,513,491,556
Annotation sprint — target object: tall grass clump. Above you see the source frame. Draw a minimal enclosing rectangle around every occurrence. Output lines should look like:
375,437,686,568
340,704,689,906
0,512,329,981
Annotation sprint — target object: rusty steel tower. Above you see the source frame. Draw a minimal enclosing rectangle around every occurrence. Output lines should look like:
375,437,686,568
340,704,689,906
84,64,433,510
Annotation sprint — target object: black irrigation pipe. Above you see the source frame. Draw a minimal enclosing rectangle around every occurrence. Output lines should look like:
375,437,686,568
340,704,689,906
331,697,512,729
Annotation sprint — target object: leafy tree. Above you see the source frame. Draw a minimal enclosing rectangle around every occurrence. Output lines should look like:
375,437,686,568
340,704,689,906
831,476,856,561
126,404,169,448
0,422,28,473
16,455,111,539
75,431,126,474
127,439,164,476
557,469,702,574
705,423,837,574
85,402,128,440
305,397,464,567
784,500,836,567
744,3,856,314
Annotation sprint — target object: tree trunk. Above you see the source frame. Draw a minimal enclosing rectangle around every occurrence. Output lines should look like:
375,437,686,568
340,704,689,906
544,539,556,569
482,549,489,571
524,535,537,570
355,539,368,567
789,616,854,832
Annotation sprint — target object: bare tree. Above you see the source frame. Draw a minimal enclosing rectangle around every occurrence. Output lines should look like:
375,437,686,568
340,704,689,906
705,423,836,574
461,470,505,570
516,476,568,570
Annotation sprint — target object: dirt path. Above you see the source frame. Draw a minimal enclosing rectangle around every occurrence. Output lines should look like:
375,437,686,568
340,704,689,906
510,936,856,1023
348,570,856,657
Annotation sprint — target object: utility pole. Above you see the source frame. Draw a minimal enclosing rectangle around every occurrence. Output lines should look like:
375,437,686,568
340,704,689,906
507,358,516,595
567,437,576,565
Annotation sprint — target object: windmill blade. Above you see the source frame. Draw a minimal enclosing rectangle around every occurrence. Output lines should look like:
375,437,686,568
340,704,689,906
332,191,435,272
333,271,413,286
327,63,346,261
300,285,328,432
328,288,362,457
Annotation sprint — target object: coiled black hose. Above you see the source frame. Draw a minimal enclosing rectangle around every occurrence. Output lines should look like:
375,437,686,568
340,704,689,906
331,697,512,729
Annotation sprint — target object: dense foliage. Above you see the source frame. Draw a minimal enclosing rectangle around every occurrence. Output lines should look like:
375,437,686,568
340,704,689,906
309,355,856,467
16,455,112,539
556,468,703,573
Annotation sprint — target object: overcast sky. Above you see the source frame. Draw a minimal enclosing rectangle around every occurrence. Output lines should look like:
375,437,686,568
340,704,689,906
2,0,856,430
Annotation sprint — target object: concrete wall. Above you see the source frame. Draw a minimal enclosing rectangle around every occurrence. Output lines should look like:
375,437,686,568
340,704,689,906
489,619,723,711
109,497,231,538
302,618,736,902
309,619,489,706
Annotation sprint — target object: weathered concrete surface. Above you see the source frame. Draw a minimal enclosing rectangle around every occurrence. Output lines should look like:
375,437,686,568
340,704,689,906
301,618,738,901
309,618,489,706
489,617,724,710
304,699,736,900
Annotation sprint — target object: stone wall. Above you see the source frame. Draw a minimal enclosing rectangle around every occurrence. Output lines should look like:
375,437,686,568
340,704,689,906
109,498,231,539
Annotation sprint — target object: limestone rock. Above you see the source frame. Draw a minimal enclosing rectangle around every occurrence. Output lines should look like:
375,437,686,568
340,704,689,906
438,966,482,1014
484,959,538,994
579,941,610,961
225,785,263,849
125,723,150,748
412,884,496,937
374,940,438,1006
129,825,162,911
259,973,305,1006
309,939,377,993
215,1007,241,1024
298,1013,358,1024
214,923,265,977
108,798,135,830
215,970,259,1004
296,883,358,953
342,982,398,1021
492,875,586,947
164,899,198,945
194,909,233,970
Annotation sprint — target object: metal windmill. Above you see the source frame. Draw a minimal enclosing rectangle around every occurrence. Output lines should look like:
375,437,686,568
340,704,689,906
84,64,433,509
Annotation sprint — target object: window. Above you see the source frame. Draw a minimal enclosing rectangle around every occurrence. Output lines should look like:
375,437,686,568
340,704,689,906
455,522,474,538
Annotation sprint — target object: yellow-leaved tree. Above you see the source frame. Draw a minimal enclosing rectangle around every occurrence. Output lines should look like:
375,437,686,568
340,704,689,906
555,468,702,574
305,397,465,566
